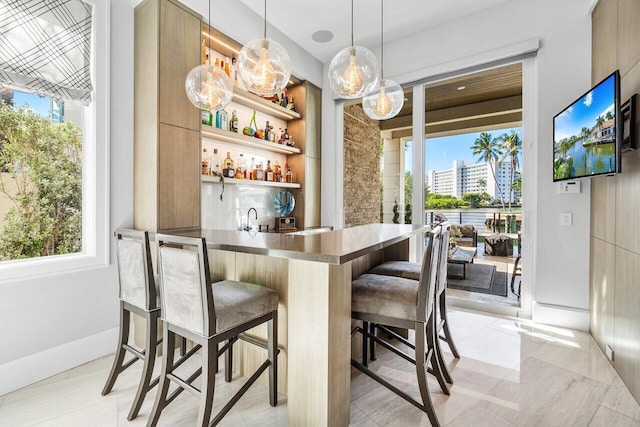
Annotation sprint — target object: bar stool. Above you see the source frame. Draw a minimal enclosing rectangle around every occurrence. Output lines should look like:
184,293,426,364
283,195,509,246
351,227,445,427
147,234,279,427
368,224,460,384
102,229,162,421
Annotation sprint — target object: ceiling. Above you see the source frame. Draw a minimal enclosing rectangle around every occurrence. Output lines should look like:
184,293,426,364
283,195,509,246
380,63,523,137
238,0,514,62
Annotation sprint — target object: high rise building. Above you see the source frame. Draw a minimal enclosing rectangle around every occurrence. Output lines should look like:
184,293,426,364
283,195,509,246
427,160,520,203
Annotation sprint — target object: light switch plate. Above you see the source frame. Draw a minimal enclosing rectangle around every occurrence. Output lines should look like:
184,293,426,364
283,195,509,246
560,212,573,226
557,181,581,194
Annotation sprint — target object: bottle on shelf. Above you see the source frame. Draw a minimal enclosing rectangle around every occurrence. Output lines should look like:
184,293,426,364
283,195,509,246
265,120,273,141
224,57,231,77
236,153,247,179
274,160,282,182
264,160,274,181
256,162,264,181
216,108,228,130
287,95,295,112
211,148,221,176
202,148,210,175
230,110,238,133
285,163,293,183
278,128,285,144
249,157,256,180
220,59,225,72
214,57,220,68
231,57,239,86
280,88,289,108
223,151,235,178
201,109,212,126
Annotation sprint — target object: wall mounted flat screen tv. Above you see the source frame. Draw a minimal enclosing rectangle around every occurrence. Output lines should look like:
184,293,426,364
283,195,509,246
553,71,621,182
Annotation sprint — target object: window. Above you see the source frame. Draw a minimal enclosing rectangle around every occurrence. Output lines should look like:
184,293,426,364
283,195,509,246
0,0,109,280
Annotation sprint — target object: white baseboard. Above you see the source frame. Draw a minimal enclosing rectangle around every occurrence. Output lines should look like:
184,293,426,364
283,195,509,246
532,302,590,331
0,327,118,396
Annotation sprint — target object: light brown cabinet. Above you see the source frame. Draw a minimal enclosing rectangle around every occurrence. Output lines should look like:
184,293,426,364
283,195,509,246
134,0,202,232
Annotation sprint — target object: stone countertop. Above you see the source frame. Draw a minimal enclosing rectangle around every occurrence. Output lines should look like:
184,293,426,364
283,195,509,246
172,223,428,265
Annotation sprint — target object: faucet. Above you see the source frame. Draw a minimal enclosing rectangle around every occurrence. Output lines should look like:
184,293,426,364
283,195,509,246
244,208,257,231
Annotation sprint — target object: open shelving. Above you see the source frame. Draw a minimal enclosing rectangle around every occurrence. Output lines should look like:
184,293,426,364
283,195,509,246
201,175,301,189
202,127,301,155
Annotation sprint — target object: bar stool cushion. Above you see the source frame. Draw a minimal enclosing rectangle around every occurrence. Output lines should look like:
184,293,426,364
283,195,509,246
213,280,279,334
369,261,420,281
352,273,419,321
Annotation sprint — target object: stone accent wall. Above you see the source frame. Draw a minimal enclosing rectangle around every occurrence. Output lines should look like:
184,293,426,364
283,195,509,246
343,104,381,227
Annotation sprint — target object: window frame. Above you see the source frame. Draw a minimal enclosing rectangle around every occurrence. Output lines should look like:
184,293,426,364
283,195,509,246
0,0,110,282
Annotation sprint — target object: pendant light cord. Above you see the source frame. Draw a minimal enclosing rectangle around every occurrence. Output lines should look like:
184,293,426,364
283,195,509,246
264,0,267,39
208,0,211,59
351,0,354,47
380,0,384,80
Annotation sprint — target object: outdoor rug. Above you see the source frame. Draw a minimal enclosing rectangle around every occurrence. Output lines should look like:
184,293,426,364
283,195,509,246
447,263,508,297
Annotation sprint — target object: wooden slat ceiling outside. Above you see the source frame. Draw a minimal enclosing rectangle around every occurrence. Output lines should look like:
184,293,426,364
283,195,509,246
379,63,523,137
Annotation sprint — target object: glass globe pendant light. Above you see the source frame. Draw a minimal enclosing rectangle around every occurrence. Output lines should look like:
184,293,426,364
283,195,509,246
185,0,233,111
237,0,291,97
363,0,404,120
328,0,378,99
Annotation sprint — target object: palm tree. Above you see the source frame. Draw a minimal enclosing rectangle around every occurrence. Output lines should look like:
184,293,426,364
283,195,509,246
499,130,522,211
477,178,487,193
471,132,506,210
581,126,591,140
596,115,605,130
605,111,613,120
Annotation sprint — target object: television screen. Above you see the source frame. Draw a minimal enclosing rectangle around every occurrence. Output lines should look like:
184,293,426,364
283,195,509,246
553,71,620,181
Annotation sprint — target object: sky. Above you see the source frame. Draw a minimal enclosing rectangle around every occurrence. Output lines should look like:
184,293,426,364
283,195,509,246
422,126,522,173
12,91,51,118
553,73,615,142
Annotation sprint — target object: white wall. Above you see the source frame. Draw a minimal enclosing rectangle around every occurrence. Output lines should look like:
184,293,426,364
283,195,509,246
0,0,323,395
322,0,593,329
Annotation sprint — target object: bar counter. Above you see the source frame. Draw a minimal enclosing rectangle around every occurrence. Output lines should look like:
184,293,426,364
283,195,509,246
174,223,426,264
173,223,428,427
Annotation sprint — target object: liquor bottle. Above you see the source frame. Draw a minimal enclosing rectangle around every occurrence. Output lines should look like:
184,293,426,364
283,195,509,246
278,128,285,144
230,110,238,133
220,59,225,72
216,108,228,130
256,163,264,181
201,148,210,175
201,110,212,126
211,148,221,176
236,154,247,179
283,128,290,144
287,95,295,111
224,57,231,77
274,160,282,182
222,152,235,178
249,157,256,180
264,120,273,141
264,160,274,181
269,130,276,143
281,88,289,108
231,57,239,86
285,163,293,183
214,57,220,68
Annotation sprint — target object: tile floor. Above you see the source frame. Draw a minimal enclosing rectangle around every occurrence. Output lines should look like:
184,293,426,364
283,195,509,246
1,308,639,426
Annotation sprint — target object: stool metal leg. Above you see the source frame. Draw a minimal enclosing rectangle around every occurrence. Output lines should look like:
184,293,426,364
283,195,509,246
415,321,440,427
196,338,216,427
268,313,278,407
225,337,233,383
127,309,159,420
362,321,369,367
439,292,460,359
369,323,377,361
147,326,176,427
101,302,130,396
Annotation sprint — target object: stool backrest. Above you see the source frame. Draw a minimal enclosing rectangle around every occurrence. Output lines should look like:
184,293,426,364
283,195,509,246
416,226,442,322
115,229,157,311
156,234,215,337
436,224,450,295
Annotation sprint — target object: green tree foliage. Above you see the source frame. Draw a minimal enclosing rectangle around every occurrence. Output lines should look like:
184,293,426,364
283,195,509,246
462,192,491,208
498,130,522,211
426,194,467,209
0,102,82,260
471,132,506,210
